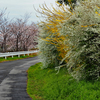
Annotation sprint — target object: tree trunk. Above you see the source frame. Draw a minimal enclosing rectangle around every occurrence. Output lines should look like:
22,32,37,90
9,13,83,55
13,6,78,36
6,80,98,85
4,36,7,52
16,35,18,51
2,36,7,53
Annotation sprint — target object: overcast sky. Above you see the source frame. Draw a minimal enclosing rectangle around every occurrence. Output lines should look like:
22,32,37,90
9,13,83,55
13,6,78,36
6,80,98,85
0,0,56,24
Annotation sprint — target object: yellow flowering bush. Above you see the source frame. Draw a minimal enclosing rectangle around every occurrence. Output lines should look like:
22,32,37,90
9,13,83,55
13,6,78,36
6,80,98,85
37,3,72,68
38,0,100,81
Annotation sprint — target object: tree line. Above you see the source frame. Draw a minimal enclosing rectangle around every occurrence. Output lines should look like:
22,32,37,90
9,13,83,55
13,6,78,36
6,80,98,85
0,9,38,52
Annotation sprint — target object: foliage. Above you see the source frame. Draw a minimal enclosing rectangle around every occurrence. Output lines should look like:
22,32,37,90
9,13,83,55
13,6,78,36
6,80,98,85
27,62,100,100
37,4,72,68
56,0,79,10
56,0,85,5
59,0,100,80
37,0,100,81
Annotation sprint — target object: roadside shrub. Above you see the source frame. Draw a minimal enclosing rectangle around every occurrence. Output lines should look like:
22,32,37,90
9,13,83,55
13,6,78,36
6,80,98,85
59,0,100,81
37,4,72,68
38,26,59,68
37,0,100,81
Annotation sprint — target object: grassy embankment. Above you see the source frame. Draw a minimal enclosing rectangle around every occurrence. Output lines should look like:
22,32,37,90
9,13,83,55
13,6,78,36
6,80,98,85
27,62,100,100
0,53,37,63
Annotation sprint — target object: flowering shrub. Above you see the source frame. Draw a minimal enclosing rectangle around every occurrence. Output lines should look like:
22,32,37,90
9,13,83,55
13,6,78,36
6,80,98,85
37,4,72,68
38,0,100,81
59,0,100,80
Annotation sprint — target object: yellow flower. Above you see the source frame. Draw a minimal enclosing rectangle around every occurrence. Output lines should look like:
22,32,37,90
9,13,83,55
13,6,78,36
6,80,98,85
95,11,98,14
96,5,100,9
95,11,100,16
81,25,88,27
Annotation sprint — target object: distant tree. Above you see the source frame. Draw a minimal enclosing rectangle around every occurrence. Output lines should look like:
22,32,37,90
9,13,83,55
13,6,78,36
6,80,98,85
9,17,38,51
56,0,83,10
0,18,11,52
20,22,38,51
57,0,77,5
10,18,29,51
0,9,6,52
0,8,12,52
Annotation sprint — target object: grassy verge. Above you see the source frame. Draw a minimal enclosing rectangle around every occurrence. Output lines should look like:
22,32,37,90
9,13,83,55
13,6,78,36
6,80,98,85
27,62,100,100
0,53,37,63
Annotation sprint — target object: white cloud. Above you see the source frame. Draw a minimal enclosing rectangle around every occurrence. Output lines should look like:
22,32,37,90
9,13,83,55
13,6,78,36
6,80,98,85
0,0,56,23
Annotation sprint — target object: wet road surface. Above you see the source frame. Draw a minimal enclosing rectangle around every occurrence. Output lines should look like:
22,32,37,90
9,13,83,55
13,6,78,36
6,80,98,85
0,56,41,100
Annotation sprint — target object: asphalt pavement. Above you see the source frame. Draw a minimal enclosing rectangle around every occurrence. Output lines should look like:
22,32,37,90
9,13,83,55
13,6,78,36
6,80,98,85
0,56,41,100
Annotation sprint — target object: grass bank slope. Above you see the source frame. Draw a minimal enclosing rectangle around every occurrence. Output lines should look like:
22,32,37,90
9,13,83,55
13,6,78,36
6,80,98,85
27,62,100,100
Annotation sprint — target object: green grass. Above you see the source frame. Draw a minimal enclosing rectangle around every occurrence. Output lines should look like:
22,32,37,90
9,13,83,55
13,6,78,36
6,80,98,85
27,62,100,100
0,53,37,63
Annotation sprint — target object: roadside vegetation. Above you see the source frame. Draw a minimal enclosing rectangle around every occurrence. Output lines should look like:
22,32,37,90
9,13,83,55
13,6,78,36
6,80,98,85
27,0,100,99
37,0,100,81
0,53,37,63
27,62,100,100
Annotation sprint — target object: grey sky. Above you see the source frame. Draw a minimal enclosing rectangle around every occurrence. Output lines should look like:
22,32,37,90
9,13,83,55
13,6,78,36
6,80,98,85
0,0,56,23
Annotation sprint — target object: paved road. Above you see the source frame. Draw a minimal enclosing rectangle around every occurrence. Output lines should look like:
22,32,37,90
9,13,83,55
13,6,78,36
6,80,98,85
0,56,41,100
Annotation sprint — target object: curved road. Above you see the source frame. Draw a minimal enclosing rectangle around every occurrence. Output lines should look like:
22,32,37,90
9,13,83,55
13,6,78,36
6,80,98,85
0,56,41,100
